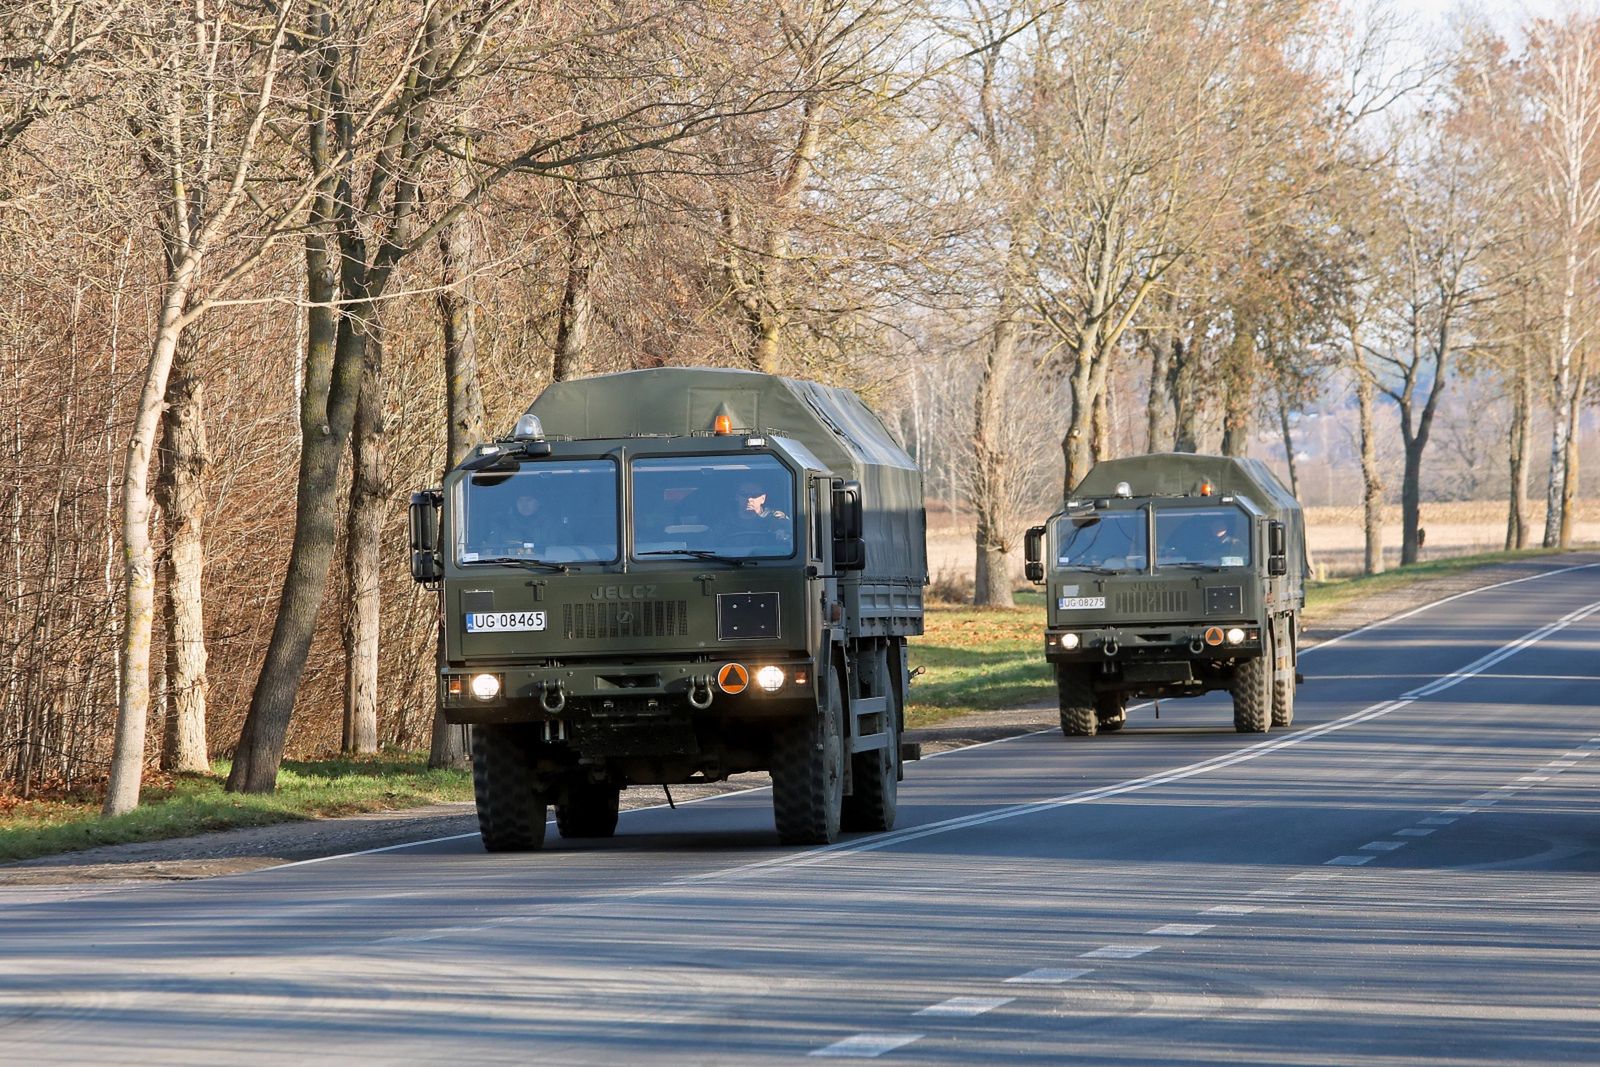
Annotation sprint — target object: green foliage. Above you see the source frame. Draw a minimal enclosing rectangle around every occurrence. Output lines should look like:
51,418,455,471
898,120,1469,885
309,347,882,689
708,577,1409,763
0,751,472,864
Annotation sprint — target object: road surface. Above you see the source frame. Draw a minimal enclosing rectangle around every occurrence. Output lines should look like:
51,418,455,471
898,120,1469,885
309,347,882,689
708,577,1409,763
3,556,1598,1064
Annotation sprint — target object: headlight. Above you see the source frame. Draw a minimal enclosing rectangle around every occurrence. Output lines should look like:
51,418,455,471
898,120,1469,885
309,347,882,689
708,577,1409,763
1061,632,1080,650
470,673,502,700
755,665,785,692
1226,627,1246,645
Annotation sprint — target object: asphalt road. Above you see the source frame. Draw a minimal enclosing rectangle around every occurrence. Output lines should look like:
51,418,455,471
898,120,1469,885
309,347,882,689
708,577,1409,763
4,556,1599,1065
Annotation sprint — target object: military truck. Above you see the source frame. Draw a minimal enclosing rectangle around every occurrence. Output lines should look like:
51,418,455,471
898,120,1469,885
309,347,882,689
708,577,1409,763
1022,453,1306,737
408,368,927,850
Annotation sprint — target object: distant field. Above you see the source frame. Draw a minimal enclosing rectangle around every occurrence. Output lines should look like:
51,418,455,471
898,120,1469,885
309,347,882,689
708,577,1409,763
928,499,1598,581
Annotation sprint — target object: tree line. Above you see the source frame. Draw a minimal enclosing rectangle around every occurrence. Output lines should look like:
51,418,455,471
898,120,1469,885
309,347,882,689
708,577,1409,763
1,0,1594,809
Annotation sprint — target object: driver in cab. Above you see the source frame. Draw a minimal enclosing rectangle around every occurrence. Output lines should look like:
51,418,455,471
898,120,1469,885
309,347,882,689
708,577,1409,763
725,478,791,550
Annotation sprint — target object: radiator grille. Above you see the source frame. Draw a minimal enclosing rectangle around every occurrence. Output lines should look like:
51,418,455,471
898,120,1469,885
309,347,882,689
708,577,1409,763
562,600,688,640
1112,589,1191,615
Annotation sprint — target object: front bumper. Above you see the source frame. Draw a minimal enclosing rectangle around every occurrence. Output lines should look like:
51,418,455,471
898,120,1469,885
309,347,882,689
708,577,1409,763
440,656,817,724
1044,623,1260,663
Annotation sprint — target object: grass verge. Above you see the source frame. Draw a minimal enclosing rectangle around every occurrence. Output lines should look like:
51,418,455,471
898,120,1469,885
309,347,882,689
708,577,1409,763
0,752,472,864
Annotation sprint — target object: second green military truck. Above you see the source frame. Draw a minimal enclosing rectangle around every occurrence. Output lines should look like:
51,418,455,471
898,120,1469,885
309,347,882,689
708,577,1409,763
409,368,927,849
1023,453,1306,737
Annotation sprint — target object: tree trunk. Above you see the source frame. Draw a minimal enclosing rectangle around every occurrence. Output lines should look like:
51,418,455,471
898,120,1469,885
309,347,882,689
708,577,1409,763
1061,338,1100,498
1558,360,1587,549
104,259,198,815
228,240,364,794
1091,382,1112,463
972,297,1018,608
156,344,209,773
1144,329,1174,452
1275,387,1298,502
341,333,384,755
1400,434,1423,566
1506,353,1530,551
552,226,594,383
1220,329,1254,457
1171,334,1200,452
1355,359,1383,575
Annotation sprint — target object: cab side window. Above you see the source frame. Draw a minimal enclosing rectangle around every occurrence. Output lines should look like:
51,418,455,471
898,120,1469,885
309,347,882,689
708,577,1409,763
810,479,824,560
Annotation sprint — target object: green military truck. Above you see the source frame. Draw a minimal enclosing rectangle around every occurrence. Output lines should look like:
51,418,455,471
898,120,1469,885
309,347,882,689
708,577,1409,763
1022,453,1306,737
408,368,927,850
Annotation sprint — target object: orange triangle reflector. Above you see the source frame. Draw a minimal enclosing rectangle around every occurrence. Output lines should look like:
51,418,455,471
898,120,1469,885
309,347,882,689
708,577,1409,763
717,663,749,694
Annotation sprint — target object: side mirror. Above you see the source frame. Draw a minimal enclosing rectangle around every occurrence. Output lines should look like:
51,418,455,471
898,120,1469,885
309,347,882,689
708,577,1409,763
1024,525,1046,584
831,480,866,572
409,489,443,583
1267,520,1287,577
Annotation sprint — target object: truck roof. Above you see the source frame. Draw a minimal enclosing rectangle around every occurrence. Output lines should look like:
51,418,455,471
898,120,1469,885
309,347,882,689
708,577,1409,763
522,368,927,586
1073,453,1302,521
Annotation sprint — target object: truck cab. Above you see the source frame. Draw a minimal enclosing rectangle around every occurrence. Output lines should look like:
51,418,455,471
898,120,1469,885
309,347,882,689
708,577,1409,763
1024,454,1305,737
411,369,926,850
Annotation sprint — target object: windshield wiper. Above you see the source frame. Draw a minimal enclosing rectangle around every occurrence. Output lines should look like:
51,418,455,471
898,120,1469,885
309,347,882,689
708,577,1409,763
472,556,571,573
637,549,752,567
1161,561,1223,572
1060,564,1124,575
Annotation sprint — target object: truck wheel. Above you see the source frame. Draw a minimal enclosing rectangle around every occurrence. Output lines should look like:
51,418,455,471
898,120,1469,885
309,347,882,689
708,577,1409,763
555,782,621,839
1057,665,1097,737
772,667,845,845
841,673,899,834
1231,636,1272,734
470,724,548,851
1271,623,1295,728
1095,693,1126,734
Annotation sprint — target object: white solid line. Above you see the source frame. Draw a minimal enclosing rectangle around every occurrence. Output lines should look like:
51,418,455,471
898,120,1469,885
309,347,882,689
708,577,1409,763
1080,944,1158,959
1360,841,1405,852
1005,968,1093,985
914,997,1014,1018
1204,904,1262,915
1147,923,1213,936
1450,807,1482,814
1395,828,1435,837
811,1034,923,1058
1326,855,1375,866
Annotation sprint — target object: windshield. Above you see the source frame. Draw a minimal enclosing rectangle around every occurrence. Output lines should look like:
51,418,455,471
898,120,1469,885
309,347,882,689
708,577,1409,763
1055,510,1147,572
1155,505,1250,568
455,461,618,565
632,455,796,560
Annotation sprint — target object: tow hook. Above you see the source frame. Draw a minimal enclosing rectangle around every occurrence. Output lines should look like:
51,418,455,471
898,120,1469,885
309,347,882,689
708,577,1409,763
687,675,715,709
1189,637,1205,654
539,680,567,714
1102,638,1120,657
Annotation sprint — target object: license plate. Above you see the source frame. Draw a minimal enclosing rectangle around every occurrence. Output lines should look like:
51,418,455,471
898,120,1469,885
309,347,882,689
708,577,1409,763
465,611,547,633
1058,596,1106,610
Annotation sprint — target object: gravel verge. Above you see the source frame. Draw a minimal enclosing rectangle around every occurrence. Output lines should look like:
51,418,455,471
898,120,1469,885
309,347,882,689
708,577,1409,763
5,554,1587,889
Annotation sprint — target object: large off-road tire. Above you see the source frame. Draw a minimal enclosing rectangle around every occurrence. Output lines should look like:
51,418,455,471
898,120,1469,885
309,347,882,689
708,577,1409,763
1096,692,1127,734
841,665,899,834
772,667,845,845
1057,665,1097,737
1231,634,1273,734
555,782,621,839
470,724,548,851
1271,620,1296,728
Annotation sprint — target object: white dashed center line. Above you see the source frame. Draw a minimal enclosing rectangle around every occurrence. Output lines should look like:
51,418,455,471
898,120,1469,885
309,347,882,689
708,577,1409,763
1360,841,1405,852
1419,816,1459,825
1518,775,1550,782
1325,855,1374,866
811,1034,922,1058
1080,944,1158,959
1146,923,1213,936
1005,968,1093,985
1395,828,1435,837
914,997,1014,1019
1204,903,1261,915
